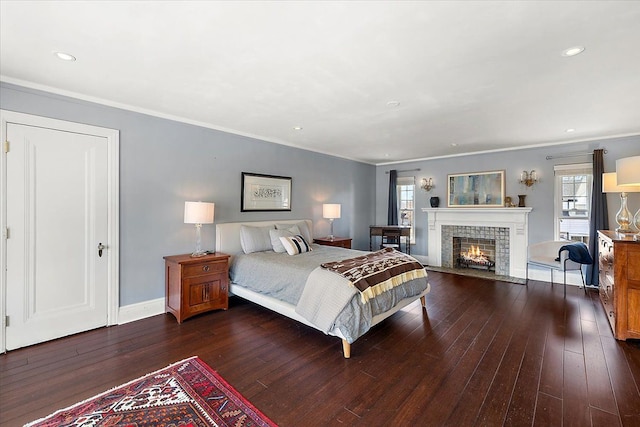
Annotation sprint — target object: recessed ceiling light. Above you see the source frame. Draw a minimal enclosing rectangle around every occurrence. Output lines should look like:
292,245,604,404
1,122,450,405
54,51,76,61
386,101,400,108
293,126,303,131
566,128,576,133
561,46,585,57
451,143,458,147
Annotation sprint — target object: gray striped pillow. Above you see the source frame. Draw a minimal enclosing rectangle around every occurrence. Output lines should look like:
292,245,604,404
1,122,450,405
279,235,313,255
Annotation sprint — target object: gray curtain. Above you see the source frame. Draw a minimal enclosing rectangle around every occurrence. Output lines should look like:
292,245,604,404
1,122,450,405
587,149,608,286
387,170,398,225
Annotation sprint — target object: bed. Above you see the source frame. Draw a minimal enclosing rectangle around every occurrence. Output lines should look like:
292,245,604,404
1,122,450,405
215,219,430,358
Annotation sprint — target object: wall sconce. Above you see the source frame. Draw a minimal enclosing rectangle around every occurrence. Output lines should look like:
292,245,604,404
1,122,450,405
421,177,434,192
184,201,215,257
519,170,538,187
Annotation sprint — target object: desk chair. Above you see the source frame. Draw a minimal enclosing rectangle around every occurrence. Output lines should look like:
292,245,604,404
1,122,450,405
380,228,404,253
526,240,591,296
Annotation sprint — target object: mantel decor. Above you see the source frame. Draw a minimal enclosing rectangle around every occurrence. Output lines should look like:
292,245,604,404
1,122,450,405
447,170,505,207
241,172,292,212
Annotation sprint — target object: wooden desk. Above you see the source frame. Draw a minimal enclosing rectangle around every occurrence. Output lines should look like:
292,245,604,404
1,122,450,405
369,225,411,254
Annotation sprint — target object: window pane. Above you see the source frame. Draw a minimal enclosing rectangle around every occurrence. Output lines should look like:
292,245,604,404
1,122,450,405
555,168,592,245
397,183,416,244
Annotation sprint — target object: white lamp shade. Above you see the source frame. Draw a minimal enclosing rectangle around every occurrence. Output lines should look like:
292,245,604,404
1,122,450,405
602,172,640,193
184,201,215,224
616,156,640,186
323,203,341,219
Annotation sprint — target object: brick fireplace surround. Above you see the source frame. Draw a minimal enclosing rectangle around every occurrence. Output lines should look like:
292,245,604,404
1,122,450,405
422,208,532,279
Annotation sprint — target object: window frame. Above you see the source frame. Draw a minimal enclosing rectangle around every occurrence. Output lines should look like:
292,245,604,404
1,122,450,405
397,177,416,244
553,162,593,244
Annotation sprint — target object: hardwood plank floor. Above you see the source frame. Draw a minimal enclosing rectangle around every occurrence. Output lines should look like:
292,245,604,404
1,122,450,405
2,271,640,426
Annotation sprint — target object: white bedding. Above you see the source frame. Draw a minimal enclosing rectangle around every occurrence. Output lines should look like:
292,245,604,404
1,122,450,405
230,244,358,305
216,219,430,349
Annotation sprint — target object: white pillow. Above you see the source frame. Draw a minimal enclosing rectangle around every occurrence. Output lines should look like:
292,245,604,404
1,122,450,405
240,225,275,254
279,235,313,255
269,225,301,253
276,221,312,244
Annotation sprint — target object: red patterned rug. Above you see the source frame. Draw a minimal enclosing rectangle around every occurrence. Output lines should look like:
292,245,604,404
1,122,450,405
26,356,277,427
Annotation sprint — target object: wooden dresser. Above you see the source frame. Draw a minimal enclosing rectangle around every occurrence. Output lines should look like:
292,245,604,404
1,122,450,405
598,230,640,340
164,252,230,323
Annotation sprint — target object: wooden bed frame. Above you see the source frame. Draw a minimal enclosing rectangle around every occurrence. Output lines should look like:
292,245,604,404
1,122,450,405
215,219,430,358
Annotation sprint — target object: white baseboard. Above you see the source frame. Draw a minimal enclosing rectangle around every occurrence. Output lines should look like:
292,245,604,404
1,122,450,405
118,297,165,324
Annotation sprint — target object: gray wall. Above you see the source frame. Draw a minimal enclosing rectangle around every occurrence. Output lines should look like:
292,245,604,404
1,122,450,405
1,83,376,306
376,136,640,257
4,82,638,306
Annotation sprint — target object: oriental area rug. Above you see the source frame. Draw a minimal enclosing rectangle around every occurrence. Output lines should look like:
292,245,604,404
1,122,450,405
25,356,277,427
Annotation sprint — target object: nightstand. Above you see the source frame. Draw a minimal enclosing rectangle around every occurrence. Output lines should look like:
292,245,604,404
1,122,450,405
164,252,230,323
313,237,352,249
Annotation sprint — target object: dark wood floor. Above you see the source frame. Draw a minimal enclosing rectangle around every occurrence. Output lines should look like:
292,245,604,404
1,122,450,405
2,271,640,426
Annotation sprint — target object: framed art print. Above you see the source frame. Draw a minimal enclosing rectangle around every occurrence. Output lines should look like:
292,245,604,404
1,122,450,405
447,170,505,207
241,172,292,212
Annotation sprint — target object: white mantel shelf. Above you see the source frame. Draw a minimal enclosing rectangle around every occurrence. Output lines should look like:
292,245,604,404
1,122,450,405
421,207,533,278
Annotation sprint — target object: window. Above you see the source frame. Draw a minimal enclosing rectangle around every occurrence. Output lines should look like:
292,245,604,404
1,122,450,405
397,177,416,244
554,163,592,244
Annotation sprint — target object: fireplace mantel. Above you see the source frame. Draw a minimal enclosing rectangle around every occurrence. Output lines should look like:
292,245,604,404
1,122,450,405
421,207,532,278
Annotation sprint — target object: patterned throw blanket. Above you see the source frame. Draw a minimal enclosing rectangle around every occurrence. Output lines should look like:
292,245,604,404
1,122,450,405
321,247,427,303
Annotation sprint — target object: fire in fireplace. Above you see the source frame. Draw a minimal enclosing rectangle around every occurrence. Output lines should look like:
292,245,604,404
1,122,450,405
458,245,496,270
454,238,496,271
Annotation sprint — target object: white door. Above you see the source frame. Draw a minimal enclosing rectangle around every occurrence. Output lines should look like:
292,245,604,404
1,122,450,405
2,112,119,351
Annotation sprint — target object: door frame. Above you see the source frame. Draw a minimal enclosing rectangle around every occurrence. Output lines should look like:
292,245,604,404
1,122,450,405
0,110,120,352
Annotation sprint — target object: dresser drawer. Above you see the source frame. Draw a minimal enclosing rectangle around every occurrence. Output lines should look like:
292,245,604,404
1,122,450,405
601,291,616,332
183,260,227,278
597,230,640,340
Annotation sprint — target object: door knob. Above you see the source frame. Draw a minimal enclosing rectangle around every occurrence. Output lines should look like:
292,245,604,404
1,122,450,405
98,242,106,257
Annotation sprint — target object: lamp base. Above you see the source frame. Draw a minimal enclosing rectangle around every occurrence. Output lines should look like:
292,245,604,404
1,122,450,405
191,223,206,257
633,209,640,241
328,219,335,241
615,220,636,234
614,193,633,236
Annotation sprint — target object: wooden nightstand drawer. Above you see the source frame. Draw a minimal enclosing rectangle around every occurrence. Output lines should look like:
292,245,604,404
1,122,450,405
164,252,230,323
314,237,352,249
183,260,227,278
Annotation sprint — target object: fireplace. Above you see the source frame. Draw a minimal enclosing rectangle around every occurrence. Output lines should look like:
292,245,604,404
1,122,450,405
422,207,532,279
442,225,508,275
455,237,496,271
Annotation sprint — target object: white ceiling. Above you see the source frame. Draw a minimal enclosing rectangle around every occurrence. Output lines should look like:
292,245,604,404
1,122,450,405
1,1,639,165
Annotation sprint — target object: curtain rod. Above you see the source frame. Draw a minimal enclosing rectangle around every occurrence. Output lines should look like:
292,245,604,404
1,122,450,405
385,168,421,174
546,149,607,161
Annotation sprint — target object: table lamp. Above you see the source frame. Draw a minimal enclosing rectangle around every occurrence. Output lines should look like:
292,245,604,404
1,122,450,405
602,172,640,235
184,201,215,257
323,203,341,241
616,155,640,238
